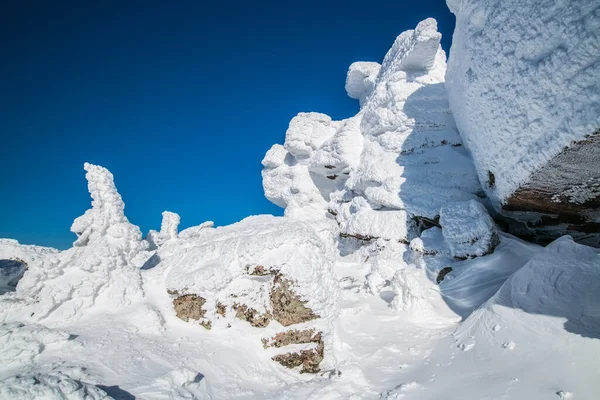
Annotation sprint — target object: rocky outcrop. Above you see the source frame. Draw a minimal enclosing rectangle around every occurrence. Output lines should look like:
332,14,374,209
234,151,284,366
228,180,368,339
265,329,324,374
445,0,600,247
270,273,319,327
262,19,484,244
162,216,338,373
501,131,600,247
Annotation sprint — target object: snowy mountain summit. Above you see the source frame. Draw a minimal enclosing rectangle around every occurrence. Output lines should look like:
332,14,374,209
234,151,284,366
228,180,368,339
1,1,599,399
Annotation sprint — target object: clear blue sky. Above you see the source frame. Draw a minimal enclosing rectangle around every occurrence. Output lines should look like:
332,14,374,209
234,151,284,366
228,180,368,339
0,0,455,249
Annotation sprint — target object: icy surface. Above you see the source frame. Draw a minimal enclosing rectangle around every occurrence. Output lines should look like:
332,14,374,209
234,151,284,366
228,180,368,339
445,0,600,205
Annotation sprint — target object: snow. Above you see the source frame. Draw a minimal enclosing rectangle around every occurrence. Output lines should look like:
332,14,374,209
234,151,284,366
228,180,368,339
439,200,498,258
445,0,600,206
263,18,483,242
1,6,600,399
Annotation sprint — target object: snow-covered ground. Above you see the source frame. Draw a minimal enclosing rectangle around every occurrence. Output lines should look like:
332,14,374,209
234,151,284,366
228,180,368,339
1,3,599,399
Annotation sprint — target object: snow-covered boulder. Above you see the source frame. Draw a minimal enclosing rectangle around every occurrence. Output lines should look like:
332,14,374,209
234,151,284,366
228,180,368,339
263,18,484,244
155,215,339,373
440,200,499,258
446,0,600,246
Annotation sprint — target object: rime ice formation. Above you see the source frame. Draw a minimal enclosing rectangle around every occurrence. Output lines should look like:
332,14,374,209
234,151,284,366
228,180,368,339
445,0,600,246
146,211,181,250
2,6,600,399
0,163,146,325
263,18,482,244
71,163,142,247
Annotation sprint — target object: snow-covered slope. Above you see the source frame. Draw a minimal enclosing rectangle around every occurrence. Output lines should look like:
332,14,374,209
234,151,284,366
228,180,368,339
1,7,599,400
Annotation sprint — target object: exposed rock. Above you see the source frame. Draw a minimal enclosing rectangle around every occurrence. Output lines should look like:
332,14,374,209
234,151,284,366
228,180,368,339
270,273,318,327
266,329,324,373
436,267,452,284
216,302,227,316
247,265,273,276
232,303,272,328
502,132,600,247
173,294,207,323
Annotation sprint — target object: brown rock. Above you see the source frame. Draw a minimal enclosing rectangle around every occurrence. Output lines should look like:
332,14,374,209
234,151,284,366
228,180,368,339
173,294,208,324
216,302,227,316
266,329,324,373
502,131,600,247
270,273,318,326
232,303,272,328
247,265,272,276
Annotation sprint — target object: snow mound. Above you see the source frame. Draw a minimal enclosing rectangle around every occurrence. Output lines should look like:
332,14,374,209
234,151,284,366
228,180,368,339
445,0,600,205
0,164,146,324
0,240,59,295
263,18,484,242
0,372,110,399
467,236,600,338
450,236,600,398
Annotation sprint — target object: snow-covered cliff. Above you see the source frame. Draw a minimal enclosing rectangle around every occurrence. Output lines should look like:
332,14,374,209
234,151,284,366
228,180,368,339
446,0,600,246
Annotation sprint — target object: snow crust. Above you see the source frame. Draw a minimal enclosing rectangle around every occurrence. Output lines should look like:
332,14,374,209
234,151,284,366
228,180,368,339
445,0,600,205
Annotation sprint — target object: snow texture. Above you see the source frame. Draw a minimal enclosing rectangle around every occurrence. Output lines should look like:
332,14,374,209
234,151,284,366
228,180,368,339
445,0,600,205
439,200,498,258
263,18,483,242
0,373,110,399
146,211,181,250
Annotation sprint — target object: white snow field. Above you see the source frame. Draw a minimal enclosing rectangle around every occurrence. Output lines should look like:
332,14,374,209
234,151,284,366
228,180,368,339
2,5,600,400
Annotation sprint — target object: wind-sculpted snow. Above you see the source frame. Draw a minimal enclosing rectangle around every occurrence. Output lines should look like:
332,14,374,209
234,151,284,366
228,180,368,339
0,373,111,399
0,164,146,324
263,18,483,242
445,0,600,206
146,211,180,250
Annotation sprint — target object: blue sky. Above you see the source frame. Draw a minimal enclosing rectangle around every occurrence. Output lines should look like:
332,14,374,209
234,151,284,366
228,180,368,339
0,1,455,249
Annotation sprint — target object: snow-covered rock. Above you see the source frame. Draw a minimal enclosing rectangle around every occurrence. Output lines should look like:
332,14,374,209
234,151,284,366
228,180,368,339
440,200,499,258
155,215,340,372
446,0,600,246
263,18,484,244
